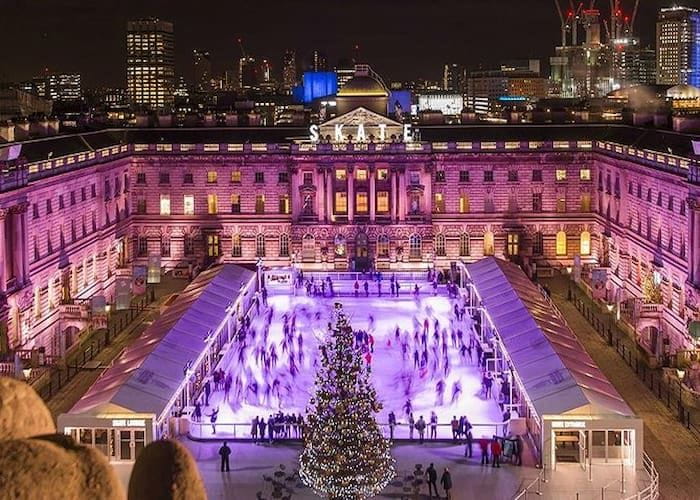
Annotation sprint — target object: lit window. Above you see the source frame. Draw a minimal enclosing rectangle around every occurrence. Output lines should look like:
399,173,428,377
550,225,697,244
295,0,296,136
377,168,389,180
556,231,567,256
459,234,470,256
459,194,470,213
207,171,217,183
483,231,495,256
183,195,194,215
207,194,218,214
231,171,241,183
279,194,290,214
377,192,389,213
355,169,368,181
279,234,290,257
580,193,591,212
255,234,266,257
556,197,566,213
507,234,519,256
435,233,446,256
335,169,347,181
409,234,422,259
579,168,591,180
356,192,368,213
231,234,242,257
555,169,567,181
159,195,170,215
255,195,265,214
434,193,445,213
335,192,347,213
580,231,591,255
377,235,389,257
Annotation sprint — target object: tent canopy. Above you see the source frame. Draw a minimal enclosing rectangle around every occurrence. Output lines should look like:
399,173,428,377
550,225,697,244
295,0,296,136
66,265,255,420
466,258,634,419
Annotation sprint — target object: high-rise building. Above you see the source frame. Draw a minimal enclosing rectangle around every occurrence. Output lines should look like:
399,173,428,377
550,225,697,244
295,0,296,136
282,50,297,92
46,73,82,101
126,18,175,110
311,50,328,72
442,64,465,93
611,37,642,89
656,6,700,85
239,56,257,90
639,48,657,85
193,49,212,92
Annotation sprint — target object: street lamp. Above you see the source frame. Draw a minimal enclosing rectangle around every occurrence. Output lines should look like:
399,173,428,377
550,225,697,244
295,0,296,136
677,368,686,422
606,303,615,346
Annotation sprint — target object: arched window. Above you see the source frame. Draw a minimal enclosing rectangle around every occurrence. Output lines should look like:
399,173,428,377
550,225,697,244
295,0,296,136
302,234,315,261
435,233,446,257
256,233,266,258
279,234,289,257
556,231,567,256
231,234,242,257
533,232,544,255
459,234,470,257
409,234,422,260
580,231,591,256
377,235,390,258
483,231,495,256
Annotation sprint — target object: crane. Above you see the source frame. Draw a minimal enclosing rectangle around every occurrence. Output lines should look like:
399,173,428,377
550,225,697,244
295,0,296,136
237,37,247,59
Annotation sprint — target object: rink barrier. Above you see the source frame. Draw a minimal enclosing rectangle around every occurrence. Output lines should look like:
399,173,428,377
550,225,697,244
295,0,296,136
186,421,510,442
301,271,436,282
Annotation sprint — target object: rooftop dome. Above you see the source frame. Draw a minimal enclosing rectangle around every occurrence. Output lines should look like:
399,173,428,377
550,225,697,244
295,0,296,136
667,84,700,99
337,75,389,97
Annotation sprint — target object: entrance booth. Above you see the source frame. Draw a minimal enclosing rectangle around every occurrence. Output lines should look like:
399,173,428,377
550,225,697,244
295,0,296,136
459,257,644,473
58,264,257,462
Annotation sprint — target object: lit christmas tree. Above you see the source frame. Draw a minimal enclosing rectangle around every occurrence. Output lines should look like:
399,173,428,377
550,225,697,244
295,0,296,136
299,305,395,499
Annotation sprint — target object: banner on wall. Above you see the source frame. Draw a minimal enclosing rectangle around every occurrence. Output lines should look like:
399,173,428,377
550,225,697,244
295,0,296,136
591,268,608,300
265,268,293,289
133,266,147,296
147,255,161,284
115,277,131,311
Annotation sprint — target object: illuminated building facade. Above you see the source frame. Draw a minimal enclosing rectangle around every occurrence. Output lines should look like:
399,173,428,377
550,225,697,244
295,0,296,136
656,6,700,86
282,50,297,93
126,18,175,110
193,49,212,92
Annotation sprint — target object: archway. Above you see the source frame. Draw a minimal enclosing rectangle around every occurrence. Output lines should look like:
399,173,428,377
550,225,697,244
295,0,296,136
354,233,371,272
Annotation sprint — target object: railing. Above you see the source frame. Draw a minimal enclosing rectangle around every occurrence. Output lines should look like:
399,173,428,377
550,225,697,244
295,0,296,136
625,453,659,500
512,469,545,499
301,271,434,282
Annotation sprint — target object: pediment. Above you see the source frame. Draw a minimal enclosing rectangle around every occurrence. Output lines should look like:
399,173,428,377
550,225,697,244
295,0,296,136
321,107,401,128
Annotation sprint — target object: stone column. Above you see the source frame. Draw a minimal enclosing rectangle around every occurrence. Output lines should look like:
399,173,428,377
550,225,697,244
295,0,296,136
290,166,300,222
689,198,700,286
0,210,6,293
391,170,398,223
12,203,28,286
347,168,354,223
369,167,376,222
423,168,432,222
326,170,333,223
316,168,325,222
398,169,406,222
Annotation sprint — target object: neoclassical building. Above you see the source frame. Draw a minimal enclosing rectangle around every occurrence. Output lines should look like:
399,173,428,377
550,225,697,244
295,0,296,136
1,104,700,364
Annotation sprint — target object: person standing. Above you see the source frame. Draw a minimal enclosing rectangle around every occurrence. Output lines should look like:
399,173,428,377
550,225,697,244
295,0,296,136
258,417,266,441
204,380,211,406
480,438,489,466
193,402,202,422
440,467,453,499
208,407,219,435
450,416,459,442
218,441,231,472
388,411,396,440
426,463,438,499
491,437,502,468
464,428,473,458
408,413,415,440
429,411,438,440
251,416,259,443
416,415,426,444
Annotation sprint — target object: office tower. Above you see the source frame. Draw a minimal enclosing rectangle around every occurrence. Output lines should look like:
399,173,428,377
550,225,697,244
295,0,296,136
239,56,257,90
193,49,212,92
311,50,328,71
126,18,175,110
656,6,700,85
639,48,657,85
442,63,466,92
282,50,297,92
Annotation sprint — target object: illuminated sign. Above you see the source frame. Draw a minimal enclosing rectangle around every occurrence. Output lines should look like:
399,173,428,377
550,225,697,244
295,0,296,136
309,123,413,143
112,419,146,427
551,420,586,429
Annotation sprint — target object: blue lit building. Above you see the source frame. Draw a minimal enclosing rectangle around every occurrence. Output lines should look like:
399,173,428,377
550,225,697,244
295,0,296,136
292,71,338,104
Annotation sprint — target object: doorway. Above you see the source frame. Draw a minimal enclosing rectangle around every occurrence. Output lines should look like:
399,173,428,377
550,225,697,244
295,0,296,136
116,428,146,461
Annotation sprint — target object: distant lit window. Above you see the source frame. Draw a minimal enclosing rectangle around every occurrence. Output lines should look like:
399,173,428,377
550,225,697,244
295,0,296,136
579,168,591,181
556,231,567,256
459,194,470,213
159,195,170,215
183,195,195,215
231,171,241,183
231,234,242,257
483,231,495,256
356,192,368,213
434,193,445,213
255,194,265,214
556,197,566,213
335,192,347,213
377,168,389,181
207,171,218,184
335,169,347,181
580,193,591,212
555,169,567,181
279,194,290,214
377,235,389,258
355,169,368,181
377,192,389,213
207,194,218,214
580,231,591,255
507,233,519,256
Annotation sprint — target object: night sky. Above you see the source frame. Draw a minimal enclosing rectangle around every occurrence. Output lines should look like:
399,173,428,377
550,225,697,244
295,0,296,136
0,0,689,88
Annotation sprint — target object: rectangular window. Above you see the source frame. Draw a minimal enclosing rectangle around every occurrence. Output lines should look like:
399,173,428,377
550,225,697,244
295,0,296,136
303,172,313,185
377,191,389,213
137,237,148,257
81,187,86,201
70,191,76,205
435,171,446,182
335,169,347,181
409,171,420,185
136,199,146,214
231,235,242,257
278,172,289,183
255,194,265,214
279,194,290,214
484,170,494,182
59,195,64,209
207,171,218,184
507,170,518,182
161,237,171,257
459,170,470,183
532,192,542,212
207,194,218,214
136,172,146,184
580,193,591,212
183,173,194,184
555,169,567,181
184,236,194,256
207,234,220,257
377,168,389,180
459,194,470,213
434,193,445,213
556,197,566,213
46,199,52,214
32,203,39,219
159,195,170,215
231,194,241,213
334,192,347,213
183,195,195,215
231,171,241,183
159,172,170,185
255,172,265,183
356,192,368,213
532,169,542,182
579,168,591,180
355,169,368,181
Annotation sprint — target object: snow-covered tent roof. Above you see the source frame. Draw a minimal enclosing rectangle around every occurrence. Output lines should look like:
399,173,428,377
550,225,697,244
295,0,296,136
466,258,634,419
66,264,255,421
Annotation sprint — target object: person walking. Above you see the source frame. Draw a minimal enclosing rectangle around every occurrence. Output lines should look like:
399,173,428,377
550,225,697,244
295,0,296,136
491,437,502,468
426,463,438,499
416,415,426,444
218,441,231,472
208,407,219,435
440,467,453,499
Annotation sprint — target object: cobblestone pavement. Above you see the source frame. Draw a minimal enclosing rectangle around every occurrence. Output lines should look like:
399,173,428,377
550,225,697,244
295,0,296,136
45,274,188,417
543,276,699,500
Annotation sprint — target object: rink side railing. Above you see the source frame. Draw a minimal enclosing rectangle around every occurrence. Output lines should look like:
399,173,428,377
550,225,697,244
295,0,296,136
301,271,433,283
187,421,510,442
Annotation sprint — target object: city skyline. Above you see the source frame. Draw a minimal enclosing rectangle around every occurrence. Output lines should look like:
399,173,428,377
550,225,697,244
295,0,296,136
1,0,666,88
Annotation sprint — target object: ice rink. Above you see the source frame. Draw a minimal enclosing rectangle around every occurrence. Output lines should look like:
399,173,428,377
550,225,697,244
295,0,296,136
192,284,504,440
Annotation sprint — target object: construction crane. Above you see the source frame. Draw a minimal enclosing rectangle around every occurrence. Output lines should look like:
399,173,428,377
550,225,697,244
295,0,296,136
237,37,247,59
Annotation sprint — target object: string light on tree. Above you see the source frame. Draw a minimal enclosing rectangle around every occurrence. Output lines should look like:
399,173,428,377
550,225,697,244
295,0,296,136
299,303,395,499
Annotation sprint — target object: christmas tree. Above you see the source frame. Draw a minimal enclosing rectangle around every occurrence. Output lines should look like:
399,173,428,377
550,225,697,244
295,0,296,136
299,305,395,499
